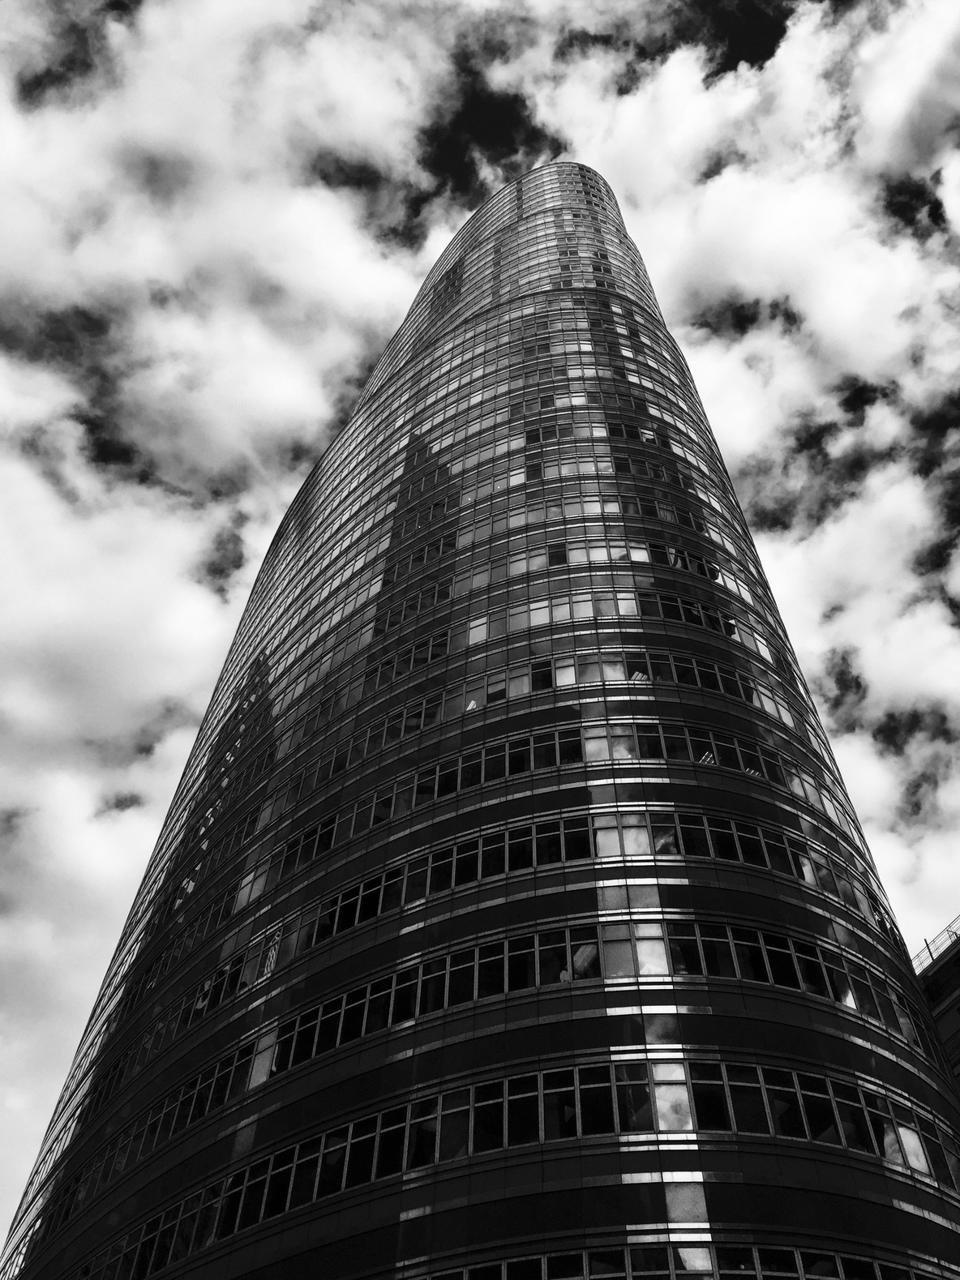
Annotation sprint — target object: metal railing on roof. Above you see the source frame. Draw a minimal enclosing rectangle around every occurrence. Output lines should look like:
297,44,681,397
912,913,960,974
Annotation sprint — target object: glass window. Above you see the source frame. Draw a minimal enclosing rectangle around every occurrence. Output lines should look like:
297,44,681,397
406,1100,438,1169
507,1076,540,1145
622,814,651,857
728,1065,769,1133
570,929,601,979
439,1091,470,1161
652,1064,692,1132
635,923,669,975
690,1063,731,1131
317,1128,348,1195
543,1069,577,1140
615,1063,651,1132
601,924,634,977
579,1066,615,1134
798,1076,840,1146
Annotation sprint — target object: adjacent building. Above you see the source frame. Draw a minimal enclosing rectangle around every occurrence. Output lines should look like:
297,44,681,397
5,162,960,1280
915,919,960,1083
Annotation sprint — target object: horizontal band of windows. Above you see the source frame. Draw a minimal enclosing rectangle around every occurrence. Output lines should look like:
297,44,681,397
405,323,709,436
393,283,661,396
115,797,901,1076
253,452,755,693
374,293,666,417
397,1244,938,1280
40,1003,959,1249
266,666,823,823
29,768,905,1196
360,264,657,417
372,317,687,474
371,588,794,710
231,572,803,805
82,880,927,1165
274,648,818,805
207,409,742,716
161,427,768,849
65,1056,960,1280
72,803,591,1126
240,715,860,873
451,482,757,577
363,290,678,472
148,697,864,976
392,379,723,494
189,503,744,746
387,393,722,506
376,574,793,711
13,294,706,1213
240,572,791,778
66,640,859,1122
260,519,769,732
177,911,925,1085
443,531,768,617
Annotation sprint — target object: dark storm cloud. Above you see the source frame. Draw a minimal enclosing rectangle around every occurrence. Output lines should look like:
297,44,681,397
0,305,128,471
690,295,762,338
742,376,906,532
835,376,896,423
14,18,100,109
303,150,433,252
737,379,900,535
768,298,803,331
553,25,649,96
664,0,797,76
819,647,868,731
0,303,160,486
908,387,960,478
0,808,28,843
365,33,567,249
127,701,198,760
787,441,896,526
738,375,905,532
95,791,144,815
735,454,800,531
873,708,956,754
898,758,950,825
418,40,565,209
555,0,803,88
696,147,749,182
118,145,200,207
195,512,248,598
881,174,948,239
0,303,110,372
911,468,960,576
326,351,380,440
101,0,144,20
554,27,631,62
688,295,804,345
307,150,386,193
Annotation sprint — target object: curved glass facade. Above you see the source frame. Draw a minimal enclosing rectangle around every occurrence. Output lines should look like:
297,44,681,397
5,161,960,1280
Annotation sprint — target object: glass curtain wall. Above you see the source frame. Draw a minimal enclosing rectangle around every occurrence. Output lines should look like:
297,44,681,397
5,162,960,1280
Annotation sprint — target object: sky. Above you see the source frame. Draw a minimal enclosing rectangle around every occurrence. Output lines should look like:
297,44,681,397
2,0,960,1239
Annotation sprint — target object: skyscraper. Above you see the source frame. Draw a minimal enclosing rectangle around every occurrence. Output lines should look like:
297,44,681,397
5,160,960,1280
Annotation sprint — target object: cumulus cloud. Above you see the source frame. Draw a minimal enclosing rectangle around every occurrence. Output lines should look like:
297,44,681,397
3,0,960,1243
854,0,960,174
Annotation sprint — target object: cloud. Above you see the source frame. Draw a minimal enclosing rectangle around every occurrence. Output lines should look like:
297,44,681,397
854,0,960,174
0,0,450,495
